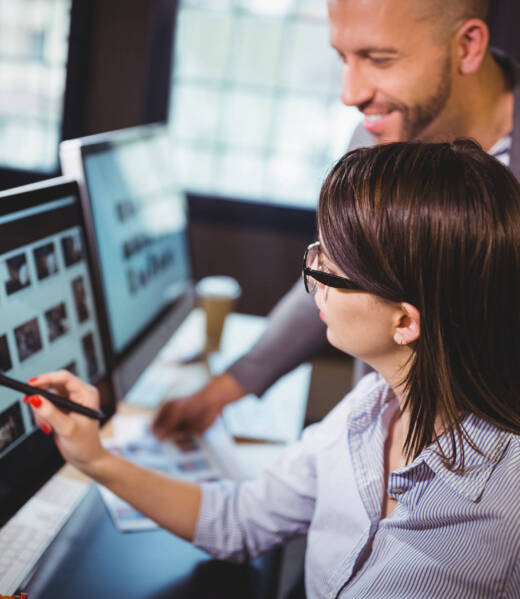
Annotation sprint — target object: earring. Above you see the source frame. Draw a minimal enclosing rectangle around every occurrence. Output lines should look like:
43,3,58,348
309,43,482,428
395,334,407,346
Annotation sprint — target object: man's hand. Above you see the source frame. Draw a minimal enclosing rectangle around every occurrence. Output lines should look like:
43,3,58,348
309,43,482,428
151,372,246,438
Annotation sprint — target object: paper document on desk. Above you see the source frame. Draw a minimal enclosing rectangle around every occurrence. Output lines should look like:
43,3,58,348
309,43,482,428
99,413,243,532
221,364,312,443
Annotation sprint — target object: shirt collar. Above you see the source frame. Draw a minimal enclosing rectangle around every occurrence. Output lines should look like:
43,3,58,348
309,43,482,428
346,376,397,433
348,378,513,502
394,414,512,503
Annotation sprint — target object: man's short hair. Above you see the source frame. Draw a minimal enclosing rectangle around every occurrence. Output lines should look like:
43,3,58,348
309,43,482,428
416,0,490,41
454,0,489,21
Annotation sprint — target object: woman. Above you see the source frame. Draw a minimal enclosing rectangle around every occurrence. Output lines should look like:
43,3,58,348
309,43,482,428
28,140,520,597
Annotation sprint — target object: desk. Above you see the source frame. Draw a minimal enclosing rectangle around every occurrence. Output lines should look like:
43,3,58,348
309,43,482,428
25,487,280,599
23,311,310,598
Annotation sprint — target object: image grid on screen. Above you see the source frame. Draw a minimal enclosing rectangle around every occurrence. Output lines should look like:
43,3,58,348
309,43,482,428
0,198,105,460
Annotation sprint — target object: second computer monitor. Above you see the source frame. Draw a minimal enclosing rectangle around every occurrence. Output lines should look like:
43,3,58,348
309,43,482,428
60,124,194,399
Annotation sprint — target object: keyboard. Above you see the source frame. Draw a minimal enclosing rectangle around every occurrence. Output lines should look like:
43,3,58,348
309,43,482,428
124,363,178,407
0,474,89,595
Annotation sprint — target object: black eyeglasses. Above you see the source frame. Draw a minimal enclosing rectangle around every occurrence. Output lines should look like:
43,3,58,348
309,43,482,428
303,241,364,294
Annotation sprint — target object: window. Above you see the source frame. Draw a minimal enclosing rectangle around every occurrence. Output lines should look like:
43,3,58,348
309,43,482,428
0,0,71,172
169,0,362,207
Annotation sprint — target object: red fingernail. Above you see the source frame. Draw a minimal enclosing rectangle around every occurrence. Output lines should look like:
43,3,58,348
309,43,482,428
23,395,30,403
28,377,39,383
41,424,52,435
30,396,42,408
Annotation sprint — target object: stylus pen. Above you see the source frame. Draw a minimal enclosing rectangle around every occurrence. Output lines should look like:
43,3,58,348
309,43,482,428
0,371,105,421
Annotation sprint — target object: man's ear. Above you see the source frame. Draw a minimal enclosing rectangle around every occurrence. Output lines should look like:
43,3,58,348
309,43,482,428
393,303,420,346
455,18,489,75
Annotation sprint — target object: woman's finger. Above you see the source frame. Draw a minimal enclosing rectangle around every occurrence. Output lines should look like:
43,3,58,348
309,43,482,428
28,369,78,393
29,395,82,439
27,370,99,409
30,404,53,435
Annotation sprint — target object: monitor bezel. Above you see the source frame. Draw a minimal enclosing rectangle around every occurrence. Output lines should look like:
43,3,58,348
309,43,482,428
0,177,115,526
60,124,195,399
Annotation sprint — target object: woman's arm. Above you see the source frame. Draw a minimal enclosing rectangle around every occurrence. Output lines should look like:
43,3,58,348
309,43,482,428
29,369,329,561
28,370,200,541
89,453,200,541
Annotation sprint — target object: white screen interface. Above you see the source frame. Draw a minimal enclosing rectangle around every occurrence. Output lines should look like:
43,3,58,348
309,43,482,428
0,196,106,460
82,134,191,354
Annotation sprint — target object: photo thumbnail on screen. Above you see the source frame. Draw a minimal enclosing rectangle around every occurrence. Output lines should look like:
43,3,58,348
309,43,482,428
61,231,83,267
45,302,70,343
33,242,59,281
4,253,31,296
0,403,24,453
14,317,43,362
0,334,13,371
82,332,99,381
62,361,78,375
72,276,89,323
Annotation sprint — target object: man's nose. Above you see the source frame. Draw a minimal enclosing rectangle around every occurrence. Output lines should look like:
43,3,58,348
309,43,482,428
340,61,374,108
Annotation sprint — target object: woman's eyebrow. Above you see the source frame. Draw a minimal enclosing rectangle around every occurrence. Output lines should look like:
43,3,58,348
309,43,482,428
316,236,339,270
321,253,341,274
317,243,350,278
318,244,334,267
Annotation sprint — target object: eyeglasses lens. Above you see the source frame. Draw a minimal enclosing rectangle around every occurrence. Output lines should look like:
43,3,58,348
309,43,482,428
305,245,320,293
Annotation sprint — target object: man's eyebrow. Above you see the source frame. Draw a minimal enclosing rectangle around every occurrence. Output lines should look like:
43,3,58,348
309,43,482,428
331,45,399,58
358,47,399,56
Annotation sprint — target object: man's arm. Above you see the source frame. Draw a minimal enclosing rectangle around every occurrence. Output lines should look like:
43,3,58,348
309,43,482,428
152,281,327,437
152,123,374,437
227,279,327,397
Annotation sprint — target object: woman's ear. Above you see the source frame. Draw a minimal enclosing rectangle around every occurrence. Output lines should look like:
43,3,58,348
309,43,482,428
393,303,420,346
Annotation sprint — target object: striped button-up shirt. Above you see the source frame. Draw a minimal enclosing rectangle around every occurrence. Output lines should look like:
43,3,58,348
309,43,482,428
194,373,520,598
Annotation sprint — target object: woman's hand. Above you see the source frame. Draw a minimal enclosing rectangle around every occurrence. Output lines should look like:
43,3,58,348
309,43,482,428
27,370,107,476
27,370,202,540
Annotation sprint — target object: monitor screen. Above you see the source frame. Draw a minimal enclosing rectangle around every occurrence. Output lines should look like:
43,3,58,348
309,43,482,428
0,178,112,525
60,125,194,397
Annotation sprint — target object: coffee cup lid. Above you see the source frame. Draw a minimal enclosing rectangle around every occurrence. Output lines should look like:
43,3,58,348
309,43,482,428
196,276,242,299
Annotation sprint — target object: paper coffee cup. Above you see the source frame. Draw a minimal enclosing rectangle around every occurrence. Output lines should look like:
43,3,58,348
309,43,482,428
196,276,242,353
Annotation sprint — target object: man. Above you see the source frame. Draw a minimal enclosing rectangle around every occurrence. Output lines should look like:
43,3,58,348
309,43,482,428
153,0,517,438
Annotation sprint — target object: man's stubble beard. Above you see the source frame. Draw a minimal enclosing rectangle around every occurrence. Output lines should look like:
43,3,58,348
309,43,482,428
401,54,453,142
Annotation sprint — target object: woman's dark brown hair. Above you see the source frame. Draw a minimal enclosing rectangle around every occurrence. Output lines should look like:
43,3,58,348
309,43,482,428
318,139,520,471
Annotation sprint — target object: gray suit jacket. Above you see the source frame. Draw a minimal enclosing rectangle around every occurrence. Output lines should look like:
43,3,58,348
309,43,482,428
228,52,520,397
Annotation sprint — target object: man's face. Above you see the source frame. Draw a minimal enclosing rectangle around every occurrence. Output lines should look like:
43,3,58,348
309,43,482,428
328,0,456,143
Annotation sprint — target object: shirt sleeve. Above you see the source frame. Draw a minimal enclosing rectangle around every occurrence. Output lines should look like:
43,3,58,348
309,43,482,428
193,374,381,563
227,280,328,396
193,417,330,562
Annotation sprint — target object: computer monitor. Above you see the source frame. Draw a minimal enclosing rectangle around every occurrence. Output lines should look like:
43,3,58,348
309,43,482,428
0,177,113,526
60,124,195,400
